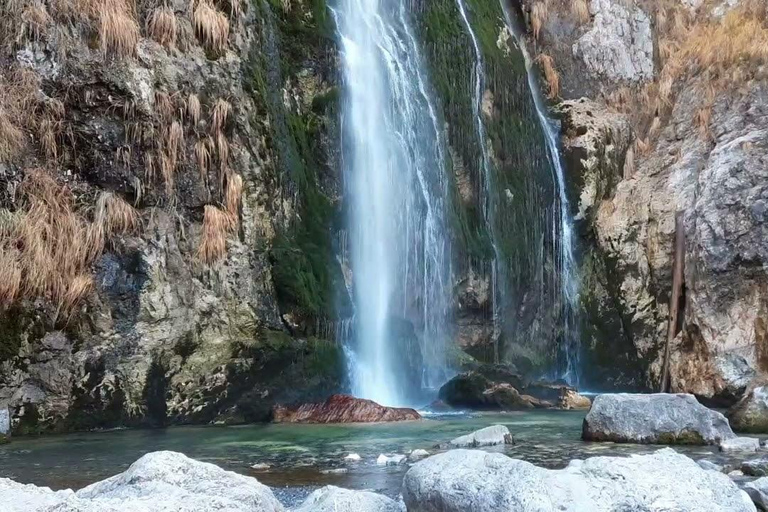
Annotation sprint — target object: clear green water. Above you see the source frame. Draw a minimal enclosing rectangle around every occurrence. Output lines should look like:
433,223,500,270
0,410,737,503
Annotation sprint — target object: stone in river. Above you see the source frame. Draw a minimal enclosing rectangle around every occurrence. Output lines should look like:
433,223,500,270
271,394,421,423
729,386,768,433
742,457,768,477
402,448,755,512
376,454,406,466
0,407,9,444
344,453,361,462
743,477,768,511
582,393,735,444
408,449,430,462
0,450,284,512
448,425,514,448
720,436,761,453
294,485,401,512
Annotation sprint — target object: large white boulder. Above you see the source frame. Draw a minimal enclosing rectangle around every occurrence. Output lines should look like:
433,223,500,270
402,448,754,511
583,393,735,444
294,485,400,512
0,451,284,511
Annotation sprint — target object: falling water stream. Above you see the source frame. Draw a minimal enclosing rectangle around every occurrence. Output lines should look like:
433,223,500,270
500,2,581,384
334,0,454,406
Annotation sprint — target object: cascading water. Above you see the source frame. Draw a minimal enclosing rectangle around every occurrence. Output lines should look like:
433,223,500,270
500,2,581,384
334,0,454,406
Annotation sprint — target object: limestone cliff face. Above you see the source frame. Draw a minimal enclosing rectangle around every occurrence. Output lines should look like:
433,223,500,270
0,0,346,433
520,0,768,400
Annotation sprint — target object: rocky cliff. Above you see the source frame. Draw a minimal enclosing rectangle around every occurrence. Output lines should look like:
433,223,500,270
518,0,768,400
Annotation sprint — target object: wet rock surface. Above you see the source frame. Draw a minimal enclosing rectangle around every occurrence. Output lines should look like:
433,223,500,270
730,387,768,433
447,425,514,448
583,393,735,444
272,395,421,424
402,448,754,512
293,485,401,512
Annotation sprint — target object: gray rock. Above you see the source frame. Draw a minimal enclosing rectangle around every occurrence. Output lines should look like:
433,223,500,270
572,0,654,82
721,437,761,453
0,451,284,511
743,457,768,477
729,387,768,433
402,448,755,511
408,449,430,462
582,393,735,444
294,486,400,512
449,425,514,448
697,459,724,472
376,454,406,466
744,477,768,511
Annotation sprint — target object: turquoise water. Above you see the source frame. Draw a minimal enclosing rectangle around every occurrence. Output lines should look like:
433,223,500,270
0,410,737,502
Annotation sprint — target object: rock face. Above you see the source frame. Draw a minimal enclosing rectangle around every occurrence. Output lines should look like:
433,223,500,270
729,387,768,433
437,365,589,410
582,393,735,444
402,448,754,512
572,0,654,82
0,451,284,512
0,407,9,443
743,457,768,477
294,486,400,512
720,437,761,453
448,425,514,448
271,394,421,423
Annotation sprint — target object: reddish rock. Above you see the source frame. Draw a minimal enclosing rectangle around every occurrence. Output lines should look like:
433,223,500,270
272,394,422,423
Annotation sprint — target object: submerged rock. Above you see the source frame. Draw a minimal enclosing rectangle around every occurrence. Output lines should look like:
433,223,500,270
344,453,361,462
720,437,761,453
697,459,725,472
402,448,754,511
729,387,768,433
742,457,768,477
376,454,406,466
294,485,400,512
271,394,421,423
582,393,735,444
0,451,284,511
448,425,514,448
744,477,768,511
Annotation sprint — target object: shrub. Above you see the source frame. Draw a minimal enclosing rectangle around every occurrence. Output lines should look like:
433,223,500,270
147,5,177,48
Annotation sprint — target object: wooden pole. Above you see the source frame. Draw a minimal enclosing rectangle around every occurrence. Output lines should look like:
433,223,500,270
661,212,686,392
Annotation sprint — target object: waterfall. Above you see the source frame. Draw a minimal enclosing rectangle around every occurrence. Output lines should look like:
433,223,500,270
334,0,454,406
500,2,581,384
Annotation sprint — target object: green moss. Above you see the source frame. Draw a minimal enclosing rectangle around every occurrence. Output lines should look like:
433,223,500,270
247,0,346,323
262,329,293,351
0,311,25,363
656,430,706,445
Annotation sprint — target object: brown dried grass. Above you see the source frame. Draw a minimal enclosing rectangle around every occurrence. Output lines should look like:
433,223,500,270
94,191,139,237
195,137,211,183
210,98,231,133
571,0,589,25
147,5,177,48
99,0,139,58
197,204,232,264
193,0,229,54
531,1,548,40
187,93,201,127
224,172,242,218
536,54,560,99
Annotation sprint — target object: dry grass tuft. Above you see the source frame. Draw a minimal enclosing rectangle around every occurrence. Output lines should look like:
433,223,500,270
215,130,229,175
0,107,25,163
147,5,177,48
197,204,233,264
94,191,139,237
21,2,53,41
225,172,242,218
195,137,211,183
210,98,231,133
99,0,139,58
571,0,590,24
193,0,229,54
155,91,175,123
187,93,201,127
0,246,22,305
531,1,548,40
536,54,560,99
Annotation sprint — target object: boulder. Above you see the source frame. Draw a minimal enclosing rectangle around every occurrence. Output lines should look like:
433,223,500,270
271,394,421,423
743,457,768,477
344,453,361,462
0,451,284,511
729,387,768,433
559,389,592,410
582,393,735,444
744,477,768,511
402,448,754,511
448,425,514,448
720,437,761,453
294,486,400,512
408,449,430,462
376,454,406,466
